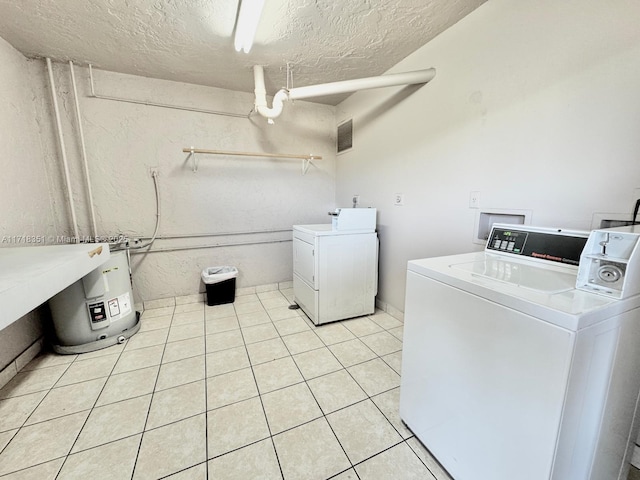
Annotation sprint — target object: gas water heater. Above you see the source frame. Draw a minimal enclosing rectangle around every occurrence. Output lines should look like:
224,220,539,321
49,250,140,354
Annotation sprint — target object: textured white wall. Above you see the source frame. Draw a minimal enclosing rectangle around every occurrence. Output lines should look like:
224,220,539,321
335,0,640,312
0,38,59,369
37,65,337,302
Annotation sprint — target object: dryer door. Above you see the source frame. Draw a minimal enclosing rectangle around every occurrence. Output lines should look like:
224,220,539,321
293,234,316,289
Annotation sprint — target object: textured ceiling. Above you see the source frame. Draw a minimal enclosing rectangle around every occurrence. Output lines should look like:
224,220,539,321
0,0,486,104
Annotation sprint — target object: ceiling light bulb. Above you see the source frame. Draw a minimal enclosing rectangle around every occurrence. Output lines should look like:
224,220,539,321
234,0,265,54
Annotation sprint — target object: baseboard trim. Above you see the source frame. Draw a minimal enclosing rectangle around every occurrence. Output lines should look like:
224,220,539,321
0,337,44,389
374,298,404,321
632,444,640,469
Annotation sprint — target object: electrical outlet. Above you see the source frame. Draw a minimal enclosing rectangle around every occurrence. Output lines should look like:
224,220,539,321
394,193,404,206
352,195,360,207
149,167,159,177
469,191,481,209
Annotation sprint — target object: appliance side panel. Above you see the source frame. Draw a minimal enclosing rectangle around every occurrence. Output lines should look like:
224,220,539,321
589,308,640,480
317,232,377,323
399,271,574,480
551,318,620,479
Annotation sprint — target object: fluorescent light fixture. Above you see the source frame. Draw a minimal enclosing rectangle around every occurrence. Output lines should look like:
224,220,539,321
234,0,265,53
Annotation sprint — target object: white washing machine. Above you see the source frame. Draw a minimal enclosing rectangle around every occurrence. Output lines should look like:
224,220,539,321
400,224,640,480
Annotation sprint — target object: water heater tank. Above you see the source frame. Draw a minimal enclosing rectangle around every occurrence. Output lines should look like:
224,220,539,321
49,250,140,354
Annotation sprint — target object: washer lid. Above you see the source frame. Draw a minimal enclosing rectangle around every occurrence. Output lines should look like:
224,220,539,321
293,224,374,236
408,252,639,331
452,256,577,294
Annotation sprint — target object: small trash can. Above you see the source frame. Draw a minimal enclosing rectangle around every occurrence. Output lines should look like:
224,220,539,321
201,266,238,306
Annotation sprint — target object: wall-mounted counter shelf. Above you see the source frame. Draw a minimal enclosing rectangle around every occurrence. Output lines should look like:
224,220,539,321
183,147,322,174
0,243,110,331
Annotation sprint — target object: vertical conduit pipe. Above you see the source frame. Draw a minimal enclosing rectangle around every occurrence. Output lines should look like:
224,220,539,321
68,60,98,238
46,58,79,241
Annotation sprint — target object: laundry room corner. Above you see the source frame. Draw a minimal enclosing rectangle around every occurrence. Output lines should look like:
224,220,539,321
0,37,59,374
28,63,338,303
334,0,640,314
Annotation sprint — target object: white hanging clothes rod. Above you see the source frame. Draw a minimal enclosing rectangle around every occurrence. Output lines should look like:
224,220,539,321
183,147,322,174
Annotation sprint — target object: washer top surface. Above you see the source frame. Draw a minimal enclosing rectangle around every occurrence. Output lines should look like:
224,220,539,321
408,251,640,331
452,255,577,294
293,224,375,236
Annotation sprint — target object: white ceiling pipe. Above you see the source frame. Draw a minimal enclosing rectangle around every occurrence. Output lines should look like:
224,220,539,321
253,66,436,121
253,65,287,120
288,68,436,101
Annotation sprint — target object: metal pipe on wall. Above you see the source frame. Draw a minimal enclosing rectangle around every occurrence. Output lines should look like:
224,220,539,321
88,64,249,119
68,60,98,238
46,58,80,241
136,228,293,241
128,238,292,255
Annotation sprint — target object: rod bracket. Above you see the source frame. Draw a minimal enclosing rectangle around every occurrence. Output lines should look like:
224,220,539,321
189,147,198,173
302,155,320,175
302,158,311,175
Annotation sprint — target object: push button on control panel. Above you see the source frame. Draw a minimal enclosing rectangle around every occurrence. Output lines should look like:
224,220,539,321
487,229,528,255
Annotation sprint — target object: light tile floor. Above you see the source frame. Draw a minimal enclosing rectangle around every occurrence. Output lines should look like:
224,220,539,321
0,287,453,480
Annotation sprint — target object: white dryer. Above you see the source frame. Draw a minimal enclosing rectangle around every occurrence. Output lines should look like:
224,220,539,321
293,209,378,325
400,224,640,480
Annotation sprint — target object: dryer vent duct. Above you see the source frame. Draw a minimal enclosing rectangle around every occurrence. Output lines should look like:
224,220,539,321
253,66,436,122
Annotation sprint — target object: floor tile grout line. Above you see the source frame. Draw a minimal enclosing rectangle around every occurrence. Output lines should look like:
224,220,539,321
66,410,204,456
1,294,404,479
0,369,69,458
2,359,153,432
234,299,287,480
329,317,403,375
287,308,409,476
347,438,407,472
207,294,402,461
214,310,401,400
328,315,412,477
202,301,210,480
234,299,402,397
401,437,443,480
272,311,359,478
0,455,67,478
235,290,299,462
206,435,276,463
12,379,400,466
155,460,207,480
54,332,136,480
0,353,80,413
129,305,175,480
143,435,435,480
